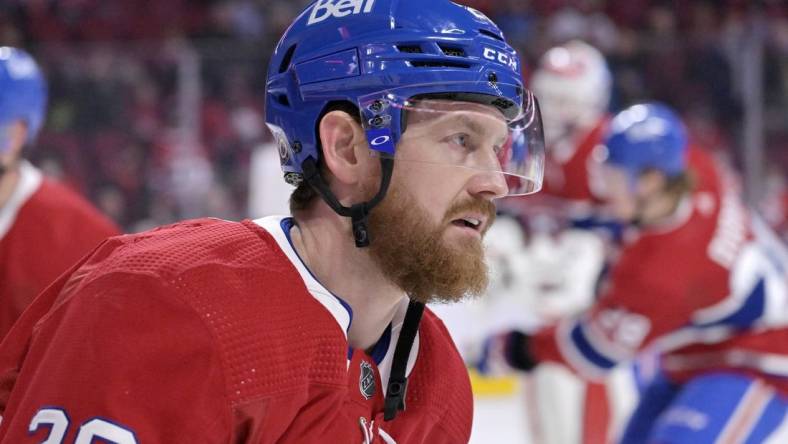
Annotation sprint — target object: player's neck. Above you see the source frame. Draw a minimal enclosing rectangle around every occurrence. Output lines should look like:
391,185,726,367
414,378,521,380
0,165,21,209
289,210,406,351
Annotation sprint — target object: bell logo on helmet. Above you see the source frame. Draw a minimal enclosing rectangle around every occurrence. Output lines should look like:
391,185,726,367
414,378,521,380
483,47,518,72
307,0,377,26
460,5,494,25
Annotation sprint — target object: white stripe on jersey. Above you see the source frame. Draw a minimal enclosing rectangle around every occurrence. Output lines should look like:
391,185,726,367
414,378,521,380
253,216,352,337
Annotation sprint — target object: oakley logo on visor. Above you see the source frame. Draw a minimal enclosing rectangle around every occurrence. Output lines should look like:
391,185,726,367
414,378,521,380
307,0,377,25
483,48,518,72
366,128,395,155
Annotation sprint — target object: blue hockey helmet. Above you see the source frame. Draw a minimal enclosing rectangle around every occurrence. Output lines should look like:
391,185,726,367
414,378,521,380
265,0,545,207
603,102,687,180
0,47,47,152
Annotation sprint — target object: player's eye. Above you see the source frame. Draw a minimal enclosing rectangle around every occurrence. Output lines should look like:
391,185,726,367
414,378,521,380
447,133,472,150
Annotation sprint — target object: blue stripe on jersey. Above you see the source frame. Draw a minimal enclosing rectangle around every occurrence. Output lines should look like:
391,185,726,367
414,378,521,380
632,372,788,444
570,322,618,371
698,278,766,329
369,323,392,365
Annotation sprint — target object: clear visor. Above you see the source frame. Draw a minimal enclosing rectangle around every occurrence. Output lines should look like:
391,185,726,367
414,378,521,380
358,83,545,196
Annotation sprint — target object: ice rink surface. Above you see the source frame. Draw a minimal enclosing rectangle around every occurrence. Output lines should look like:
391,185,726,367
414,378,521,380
471,386,533,444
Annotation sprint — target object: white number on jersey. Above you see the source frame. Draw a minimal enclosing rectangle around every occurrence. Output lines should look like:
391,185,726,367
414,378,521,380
28,407,137,444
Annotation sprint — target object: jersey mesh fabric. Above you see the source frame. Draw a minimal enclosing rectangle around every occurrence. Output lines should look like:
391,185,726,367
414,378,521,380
94,218,350,401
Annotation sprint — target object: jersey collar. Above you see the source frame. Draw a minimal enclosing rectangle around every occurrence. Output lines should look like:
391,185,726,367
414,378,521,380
252,215,419,377
253,215,353,337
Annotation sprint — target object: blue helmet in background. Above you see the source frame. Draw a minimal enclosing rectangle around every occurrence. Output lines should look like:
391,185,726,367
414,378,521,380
0,47,47,151
604,102,687,179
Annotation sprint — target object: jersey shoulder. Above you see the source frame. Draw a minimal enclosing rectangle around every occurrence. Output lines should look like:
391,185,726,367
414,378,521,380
79,218,286,281
56,218,350,395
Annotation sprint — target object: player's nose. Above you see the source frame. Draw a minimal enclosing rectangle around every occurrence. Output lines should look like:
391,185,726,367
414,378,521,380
467,170,508,200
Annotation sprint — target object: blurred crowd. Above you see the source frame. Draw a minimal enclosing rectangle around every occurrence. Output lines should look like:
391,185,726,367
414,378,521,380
0,0,786,236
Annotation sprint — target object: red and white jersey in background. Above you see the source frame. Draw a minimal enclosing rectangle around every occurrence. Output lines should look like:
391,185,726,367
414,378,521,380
0,216,472,444
532,147,788,394
0,161,120,340
541,117,609,205
501,117,610,229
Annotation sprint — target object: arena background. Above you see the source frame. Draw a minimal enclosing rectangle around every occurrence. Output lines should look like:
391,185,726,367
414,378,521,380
2,0,786,442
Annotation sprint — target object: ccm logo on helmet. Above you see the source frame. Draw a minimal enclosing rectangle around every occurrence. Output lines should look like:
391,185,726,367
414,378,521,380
483,48,518,72
308,0,377,25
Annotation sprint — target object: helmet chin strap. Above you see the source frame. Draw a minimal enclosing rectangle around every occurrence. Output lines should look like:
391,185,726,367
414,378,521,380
300,155,394,248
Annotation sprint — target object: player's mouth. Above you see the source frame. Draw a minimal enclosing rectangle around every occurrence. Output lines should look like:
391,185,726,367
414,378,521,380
450,215,486,236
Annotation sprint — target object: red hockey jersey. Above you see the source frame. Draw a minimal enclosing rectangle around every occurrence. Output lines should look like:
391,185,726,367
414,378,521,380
0,162,120,339
541,117,609,204
501,118,609,222
0,216,472,443
532,148,788,394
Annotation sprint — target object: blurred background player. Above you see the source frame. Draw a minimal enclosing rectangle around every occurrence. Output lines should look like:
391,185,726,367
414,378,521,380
499,39,633,444
529,39,611,211
0,47,120,340
487,102,788,443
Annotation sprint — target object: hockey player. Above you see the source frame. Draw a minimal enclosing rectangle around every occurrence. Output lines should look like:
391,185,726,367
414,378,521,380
0,47,120,340
488,102,788,443
530,39,611,207
0,2,545,443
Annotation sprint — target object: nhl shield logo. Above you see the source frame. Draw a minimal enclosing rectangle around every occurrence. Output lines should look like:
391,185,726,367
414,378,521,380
359,361,376,400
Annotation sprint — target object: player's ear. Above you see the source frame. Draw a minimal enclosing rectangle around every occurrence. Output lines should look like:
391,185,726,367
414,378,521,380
318,110,370,186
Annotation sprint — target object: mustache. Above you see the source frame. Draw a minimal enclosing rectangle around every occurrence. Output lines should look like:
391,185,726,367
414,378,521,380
444,198,497,232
